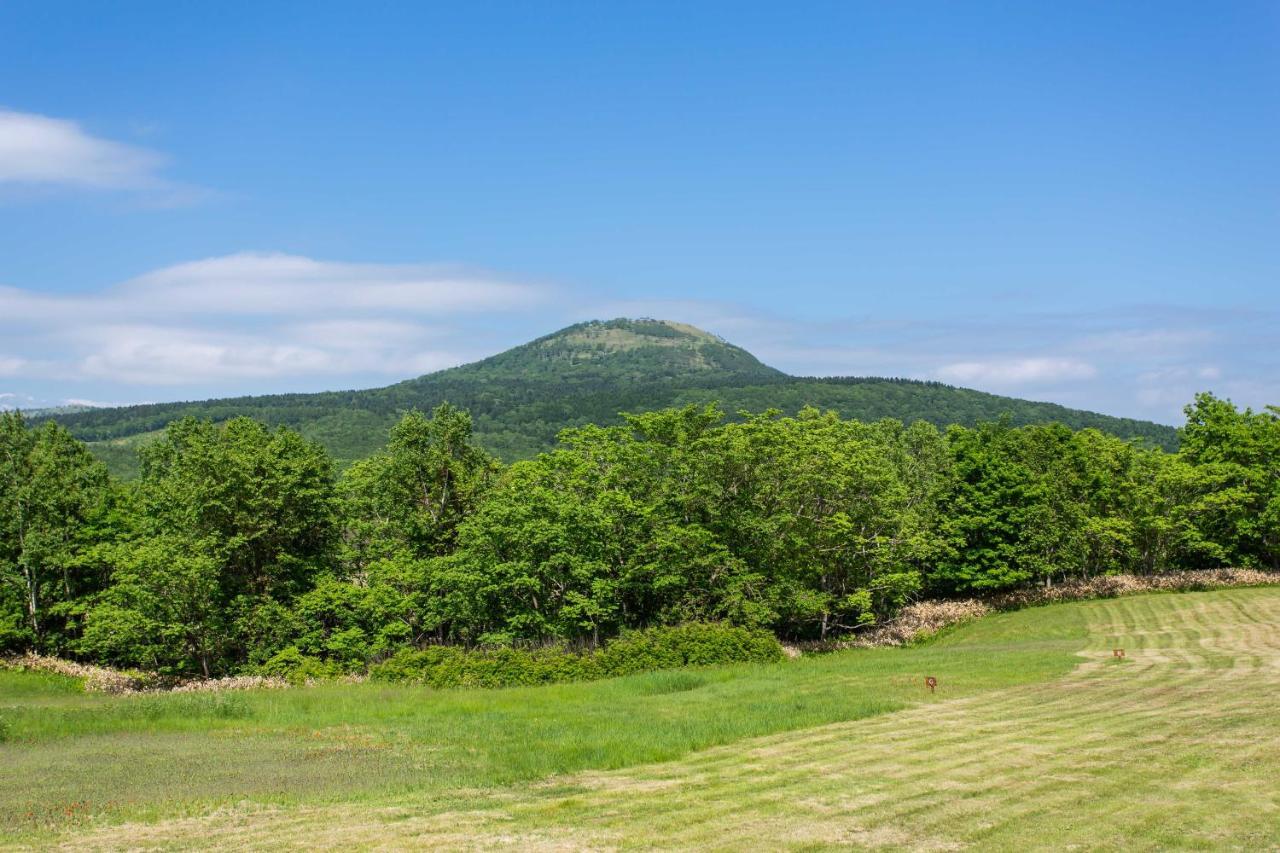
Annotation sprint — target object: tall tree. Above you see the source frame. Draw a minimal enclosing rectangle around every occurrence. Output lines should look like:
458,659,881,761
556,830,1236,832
1179,393,1280,569
340,405,498,567
0,413,109,652
135,417,337,600
83,417,336,674
932,421,1091,592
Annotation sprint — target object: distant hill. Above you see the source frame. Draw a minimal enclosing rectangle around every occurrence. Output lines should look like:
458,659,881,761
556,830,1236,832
14,403,102,417
42,318,1179,477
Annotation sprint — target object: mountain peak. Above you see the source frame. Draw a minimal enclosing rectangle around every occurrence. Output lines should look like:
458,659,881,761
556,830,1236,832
542,318,724,349
436,318,785,385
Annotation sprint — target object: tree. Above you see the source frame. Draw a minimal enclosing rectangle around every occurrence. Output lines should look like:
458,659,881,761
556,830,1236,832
933,421,1090,592
340,405,498,567
134,417,337,600
697,411,946,637
82,417,337,674
1128,450,1235,572
441,447,643,645
1179,393,1280,569
0,413,109,652
79,537,226,676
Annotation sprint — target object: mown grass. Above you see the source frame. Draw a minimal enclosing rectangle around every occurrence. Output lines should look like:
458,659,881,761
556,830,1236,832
326,586,1276,851
10,589,1279,849
1,603,1087,842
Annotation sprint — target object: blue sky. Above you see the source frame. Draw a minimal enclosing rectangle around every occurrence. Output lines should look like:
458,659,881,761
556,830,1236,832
1,1,1277,423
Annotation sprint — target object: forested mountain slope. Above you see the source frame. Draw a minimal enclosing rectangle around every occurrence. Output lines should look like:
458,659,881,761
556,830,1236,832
42,318,1179,475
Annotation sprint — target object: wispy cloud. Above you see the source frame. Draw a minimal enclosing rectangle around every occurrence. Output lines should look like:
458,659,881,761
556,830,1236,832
1,252,546,387
0,109,207,204
937,357,1097,386
0,392,121,412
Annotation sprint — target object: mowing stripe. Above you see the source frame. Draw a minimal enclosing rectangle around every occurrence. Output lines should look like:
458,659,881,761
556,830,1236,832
46,589,1280,850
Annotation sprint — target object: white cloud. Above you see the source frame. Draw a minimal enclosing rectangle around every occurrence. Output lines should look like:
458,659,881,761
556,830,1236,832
0,391,34,411
1,253,542,329
1076,328,1213,354
73,323,474,385
122,253,538,315
0,393,118,412
78,325,337,384
0,109,163,189
936,357,1098,385
0,252,546,387
0,356,26,375
283,319,437,349
0,109,207,203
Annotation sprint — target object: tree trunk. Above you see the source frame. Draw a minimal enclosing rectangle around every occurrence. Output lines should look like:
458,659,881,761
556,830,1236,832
22,563,40,642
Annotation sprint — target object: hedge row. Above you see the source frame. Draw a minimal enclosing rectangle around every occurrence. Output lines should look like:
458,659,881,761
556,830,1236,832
261,622,784,689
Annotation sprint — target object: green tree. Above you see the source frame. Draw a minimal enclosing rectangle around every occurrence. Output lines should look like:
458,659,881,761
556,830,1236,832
134,417,337,600
933,421,1091,592
1179,393,1280,568
79,536,225,676
83,417,337,674
699,411,946,637
0,413,109,652
340,405,498,567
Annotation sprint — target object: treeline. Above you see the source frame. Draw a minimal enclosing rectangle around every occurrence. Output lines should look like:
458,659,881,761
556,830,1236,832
2,393,1275,678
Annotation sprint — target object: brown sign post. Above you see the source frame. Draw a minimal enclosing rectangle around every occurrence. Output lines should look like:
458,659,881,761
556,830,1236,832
1113,649,1125,659
925,676,938,693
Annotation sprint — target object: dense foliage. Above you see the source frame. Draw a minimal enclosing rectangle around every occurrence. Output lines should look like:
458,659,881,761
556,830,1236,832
361,623,783,689
39,320,1178,478
2,391,1273,679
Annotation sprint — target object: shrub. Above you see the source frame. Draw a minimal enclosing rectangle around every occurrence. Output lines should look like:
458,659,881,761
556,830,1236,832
257,646,345,685
369,622,783,689
597,623,784,677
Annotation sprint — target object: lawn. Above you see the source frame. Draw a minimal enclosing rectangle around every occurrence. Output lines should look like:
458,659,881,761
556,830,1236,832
3,587,1278,849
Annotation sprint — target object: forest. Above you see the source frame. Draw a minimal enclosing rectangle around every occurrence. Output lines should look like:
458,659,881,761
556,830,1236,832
2,392,1276,681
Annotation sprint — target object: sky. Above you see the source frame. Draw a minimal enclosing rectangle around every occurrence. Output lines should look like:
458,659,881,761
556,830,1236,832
1,1,1277,424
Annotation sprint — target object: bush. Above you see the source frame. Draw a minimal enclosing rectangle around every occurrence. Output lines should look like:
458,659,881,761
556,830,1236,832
369,623,784,689
257,646,345,685
596,623,784,677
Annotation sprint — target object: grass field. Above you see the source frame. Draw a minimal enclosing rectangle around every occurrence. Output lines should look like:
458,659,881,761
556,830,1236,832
3,587,1278,849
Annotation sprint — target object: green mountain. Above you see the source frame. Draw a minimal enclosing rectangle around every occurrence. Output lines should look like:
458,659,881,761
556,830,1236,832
42,318,1179,477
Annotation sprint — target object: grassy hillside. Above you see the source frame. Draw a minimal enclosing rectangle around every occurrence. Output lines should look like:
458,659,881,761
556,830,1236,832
3,587,1277,848
39,318,1180,477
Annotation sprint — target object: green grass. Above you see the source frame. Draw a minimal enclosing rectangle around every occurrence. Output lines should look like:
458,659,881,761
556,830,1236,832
2,602,1084,841
4,588,1279,848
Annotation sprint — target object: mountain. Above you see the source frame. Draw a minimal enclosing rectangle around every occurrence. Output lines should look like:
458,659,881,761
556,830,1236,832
41,318,1179,477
